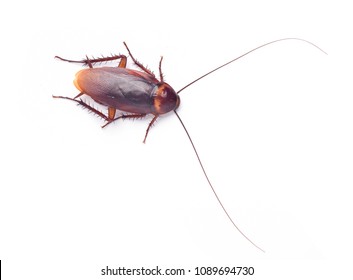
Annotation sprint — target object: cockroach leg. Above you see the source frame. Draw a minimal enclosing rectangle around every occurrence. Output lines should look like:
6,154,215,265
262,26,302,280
73,92,84,99
55,55,127,68
123,42,155,78
108,107,116,120
143,115,159,144
102,113,147,129
118,56,127,68
85,56,93,68
52,95,110,121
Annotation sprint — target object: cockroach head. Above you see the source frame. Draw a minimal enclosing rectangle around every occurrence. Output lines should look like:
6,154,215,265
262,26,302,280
153,83,180,114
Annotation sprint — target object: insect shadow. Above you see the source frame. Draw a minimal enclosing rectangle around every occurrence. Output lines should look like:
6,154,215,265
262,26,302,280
53,38,327,252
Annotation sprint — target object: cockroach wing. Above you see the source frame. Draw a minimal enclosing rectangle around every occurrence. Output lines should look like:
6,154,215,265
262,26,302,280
74,67,160,114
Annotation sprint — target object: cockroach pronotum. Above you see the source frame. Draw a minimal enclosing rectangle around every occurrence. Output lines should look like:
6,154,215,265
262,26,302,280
53,38,326,252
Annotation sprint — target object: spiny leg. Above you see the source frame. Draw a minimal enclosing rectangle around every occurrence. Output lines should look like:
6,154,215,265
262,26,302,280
55,54,127,68
102,113,158,143
52,95,110,121
102,113,147,129
104,113,159,143
85,56,93,68
123,42,155,77
143,115,159,144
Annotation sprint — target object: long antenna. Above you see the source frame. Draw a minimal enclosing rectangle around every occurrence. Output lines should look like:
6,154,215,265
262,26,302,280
177,37,327,94
174,110,265,252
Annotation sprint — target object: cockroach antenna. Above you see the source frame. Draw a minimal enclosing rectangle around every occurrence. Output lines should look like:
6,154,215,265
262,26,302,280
173,38,326,252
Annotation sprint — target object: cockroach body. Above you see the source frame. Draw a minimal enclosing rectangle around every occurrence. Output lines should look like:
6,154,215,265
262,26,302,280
75,67,180,116
54,38,326,252
54,43,179,143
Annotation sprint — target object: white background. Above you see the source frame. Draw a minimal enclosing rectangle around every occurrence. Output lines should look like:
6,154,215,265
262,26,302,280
1,0,353,279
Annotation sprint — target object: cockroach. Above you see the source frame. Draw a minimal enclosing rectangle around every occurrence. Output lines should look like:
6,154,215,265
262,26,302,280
53,38,326,252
